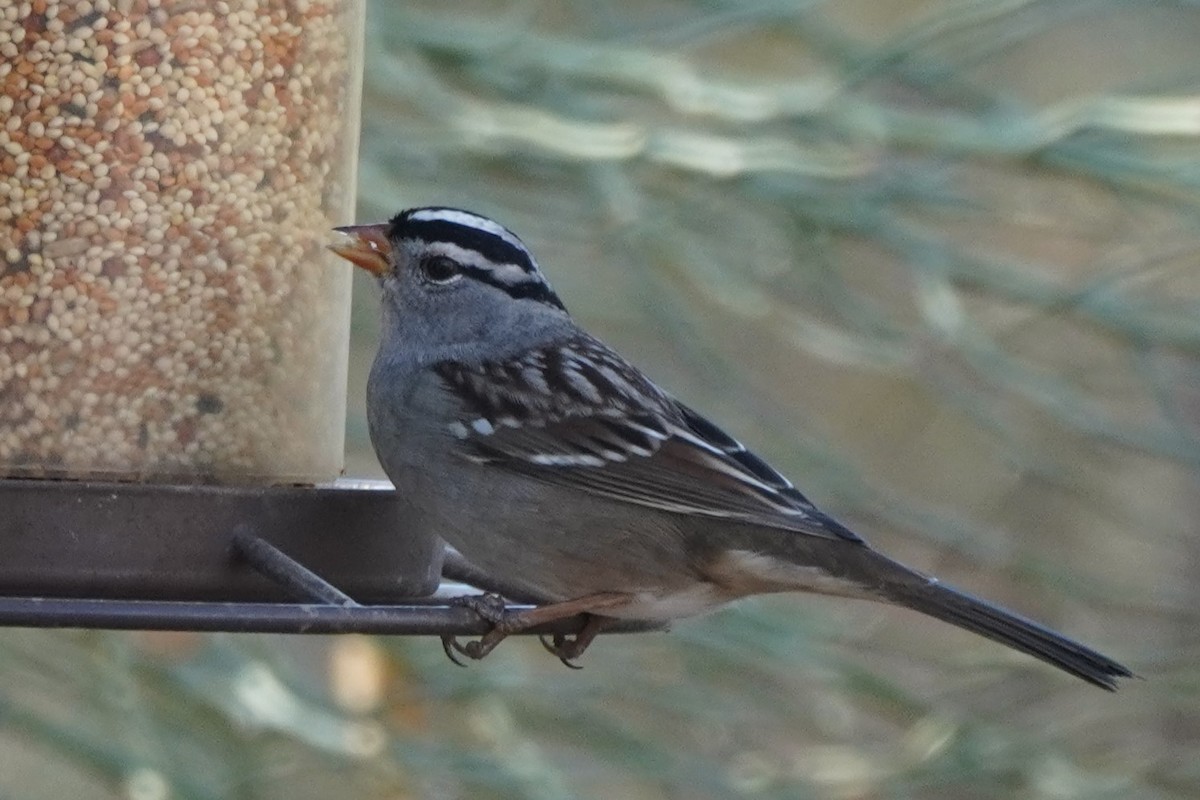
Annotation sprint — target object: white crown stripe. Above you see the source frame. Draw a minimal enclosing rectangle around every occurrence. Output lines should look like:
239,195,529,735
428,242,542,287
407,208,529,253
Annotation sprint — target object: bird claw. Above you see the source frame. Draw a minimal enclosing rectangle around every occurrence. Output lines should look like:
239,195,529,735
537,621,603,669
441,635,468,667
538,634,584,669
441,593,515,665
439,630,506,664
441,592,624,667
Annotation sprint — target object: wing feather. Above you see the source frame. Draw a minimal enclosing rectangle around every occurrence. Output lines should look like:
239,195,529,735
434,336,863,542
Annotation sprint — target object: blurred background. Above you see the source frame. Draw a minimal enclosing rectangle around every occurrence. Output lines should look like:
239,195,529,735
3,1,1199,797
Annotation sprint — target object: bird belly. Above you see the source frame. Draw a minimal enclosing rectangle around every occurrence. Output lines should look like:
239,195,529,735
606,583,727,621
429,472,708,609
707,548,881,601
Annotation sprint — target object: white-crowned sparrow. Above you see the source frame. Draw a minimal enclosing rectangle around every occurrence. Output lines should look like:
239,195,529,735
331,207,1131,689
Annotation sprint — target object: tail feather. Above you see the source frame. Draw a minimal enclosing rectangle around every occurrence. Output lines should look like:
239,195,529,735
893,580,1134,690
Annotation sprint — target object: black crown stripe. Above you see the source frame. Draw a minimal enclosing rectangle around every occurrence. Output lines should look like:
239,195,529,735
391,217,536,276
457,264,568,311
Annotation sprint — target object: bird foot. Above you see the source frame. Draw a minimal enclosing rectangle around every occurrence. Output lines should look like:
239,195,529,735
538,614,614,668
440,592,631,667
538,634,584,669
441,593,517,666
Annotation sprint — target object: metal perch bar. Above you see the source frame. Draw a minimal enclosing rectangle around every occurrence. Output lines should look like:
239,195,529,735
232,525,360,607
0,478,662,638
0,596,659,636
222,527,659,637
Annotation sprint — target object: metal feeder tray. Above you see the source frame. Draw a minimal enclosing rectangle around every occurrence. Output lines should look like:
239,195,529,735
0,478,655,641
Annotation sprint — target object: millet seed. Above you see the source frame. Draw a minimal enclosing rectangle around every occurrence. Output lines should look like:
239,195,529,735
0,0,359,482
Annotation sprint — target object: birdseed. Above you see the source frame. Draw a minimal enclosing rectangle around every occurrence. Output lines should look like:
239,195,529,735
0,0,360,482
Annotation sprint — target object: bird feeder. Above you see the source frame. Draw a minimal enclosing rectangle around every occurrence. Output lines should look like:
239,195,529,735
0,1,644,647
0,1,434,631
1,0,360,484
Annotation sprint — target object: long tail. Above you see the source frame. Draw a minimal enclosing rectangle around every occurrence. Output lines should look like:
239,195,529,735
787,540,1136,690
886,576,1133,690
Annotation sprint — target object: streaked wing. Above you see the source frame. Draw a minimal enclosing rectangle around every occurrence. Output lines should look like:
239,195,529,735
434,336,863,542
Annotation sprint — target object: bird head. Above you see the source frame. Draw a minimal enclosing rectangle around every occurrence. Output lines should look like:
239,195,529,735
330,207,570,361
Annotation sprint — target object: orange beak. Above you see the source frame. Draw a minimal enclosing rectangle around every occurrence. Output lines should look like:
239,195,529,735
329,224,391,277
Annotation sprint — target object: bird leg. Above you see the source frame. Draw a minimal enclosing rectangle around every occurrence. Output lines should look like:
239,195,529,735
441,591,631,666
441,593,508,665
538,614,615,669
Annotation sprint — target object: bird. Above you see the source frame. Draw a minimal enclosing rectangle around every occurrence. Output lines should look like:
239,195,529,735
329,206,1132,690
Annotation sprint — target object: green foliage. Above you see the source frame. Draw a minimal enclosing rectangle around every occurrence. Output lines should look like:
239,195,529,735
4,1,1200,798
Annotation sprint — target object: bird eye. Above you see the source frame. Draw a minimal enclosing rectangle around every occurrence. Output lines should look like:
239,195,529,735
419,255,462,284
